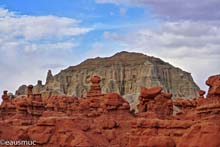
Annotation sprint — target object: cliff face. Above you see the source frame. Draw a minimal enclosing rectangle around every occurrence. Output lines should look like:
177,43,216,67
16,51,199,109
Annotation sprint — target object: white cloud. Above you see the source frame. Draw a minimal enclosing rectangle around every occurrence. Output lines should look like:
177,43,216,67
0,8,91,93
103,21,220,90
0,8,14,17
23,42,76,53
99,1,220,91
104,21,220,57
0,8,91,41
0,8,91,54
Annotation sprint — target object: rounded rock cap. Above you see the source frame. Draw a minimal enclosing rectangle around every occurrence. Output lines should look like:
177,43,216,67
91,75,101,84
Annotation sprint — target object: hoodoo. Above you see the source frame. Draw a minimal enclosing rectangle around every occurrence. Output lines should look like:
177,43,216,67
0,75,220,147
16,52,199,110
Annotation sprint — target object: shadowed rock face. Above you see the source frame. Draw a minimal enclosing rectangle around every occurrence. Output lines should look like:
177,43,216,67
1,75,220,147
16,51,199,110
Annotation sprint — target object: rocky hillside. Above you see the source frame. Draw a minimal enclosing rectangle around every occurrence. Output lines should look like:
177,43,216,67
16,51,199,109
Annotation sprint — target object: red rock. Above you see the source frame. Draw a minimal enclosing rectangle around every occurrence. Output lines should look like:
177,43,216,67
86,75,103,98
2,90,9,101
69,133,94,147
138,87,173,118
27,85,33,97
0,90,17,118
103,93,130,110
206,75,220,97
162,92,173,99
198,90,206,96
37,117,56,126
178,119,220,147
140,86,163,99
173,98,197,115
105,130,116,142
101,118,118,129
0,74,220,147
91,75,101,84
139,136,176,147
28,126,54,144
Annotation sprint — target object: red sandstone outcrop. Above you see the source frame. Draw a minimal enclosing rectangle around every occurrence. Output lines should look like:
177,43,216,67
138,86,173,118
0,75,220,147
206,74,220,98
86,75,103,98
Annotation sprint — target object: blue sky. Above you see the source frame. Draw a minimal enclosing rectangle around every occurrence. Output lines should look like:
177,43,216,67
0,0,155,60
0,0,220,93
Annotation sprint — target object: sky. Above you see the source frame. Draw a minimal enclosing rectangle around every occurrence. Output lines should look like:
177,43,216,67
0,0,219,94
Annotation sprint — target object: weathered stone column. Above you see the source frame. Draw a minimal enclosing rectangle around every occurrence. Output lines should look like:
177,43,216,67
86,75,103,98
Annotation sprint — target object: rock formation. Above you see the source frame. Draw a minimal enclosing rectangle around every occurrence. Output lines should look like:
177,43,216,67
206,74,220,98
0,74,220,147
137,86,173,118
86,75,103,98
15,51,199,110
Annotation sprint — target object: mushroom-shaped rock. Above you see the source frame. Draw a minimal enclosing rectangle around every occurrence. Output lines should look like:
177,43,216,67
206,75,220,86
86,75,103,98
140,87,163,99
206,75,220,97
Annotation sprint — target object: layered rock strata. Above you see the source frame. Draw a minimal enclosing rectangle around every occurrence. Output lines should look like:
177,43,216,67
1,75,220,147
16,51,199,110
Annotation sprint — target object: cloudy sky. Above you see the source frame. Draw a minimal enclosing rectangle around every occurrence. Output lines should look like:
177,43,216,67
0,0,219,94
